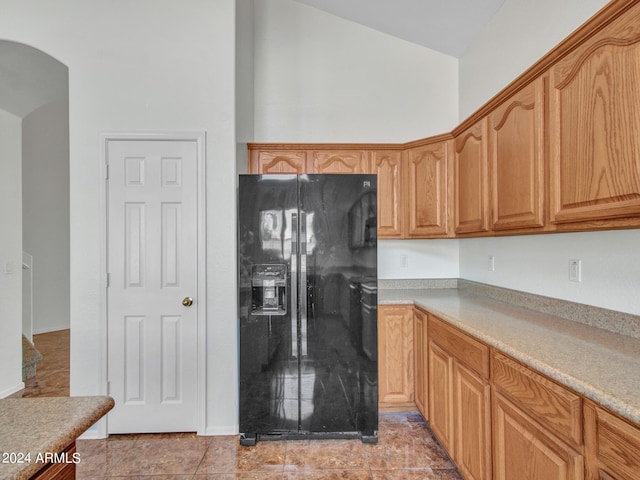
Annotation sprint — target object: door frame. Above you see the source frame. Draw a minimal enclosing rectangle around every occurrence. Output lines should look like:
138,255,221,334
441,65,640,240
98,131,207,437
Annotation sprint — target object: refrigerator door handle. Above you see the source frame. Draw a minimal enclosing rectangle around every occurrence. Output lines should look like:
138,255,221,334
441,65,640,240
300,211,308,357
290,212,298,358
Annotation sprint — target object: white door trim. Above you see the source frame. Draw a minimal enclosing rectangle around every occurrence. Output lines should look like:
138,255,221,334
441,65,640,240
98,131,207,437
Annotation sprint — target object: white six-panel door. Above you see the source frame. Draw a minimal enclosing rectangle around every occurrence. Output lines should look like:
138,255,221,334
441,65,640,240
106,138,199,433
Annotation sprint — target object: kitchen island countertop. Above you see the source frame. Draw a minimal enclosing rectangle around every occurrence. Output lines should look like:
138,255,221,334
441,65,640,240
0,396,114,480
380,287,640,425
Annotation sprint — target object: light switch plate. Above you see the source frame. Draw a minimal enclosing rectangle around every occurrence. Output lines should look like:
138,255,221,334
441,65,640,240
569,259,582,282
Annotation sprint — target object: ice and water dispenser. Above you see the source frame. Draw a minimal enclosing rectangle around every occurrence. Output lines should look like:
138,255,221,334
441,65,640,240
251,264,287,315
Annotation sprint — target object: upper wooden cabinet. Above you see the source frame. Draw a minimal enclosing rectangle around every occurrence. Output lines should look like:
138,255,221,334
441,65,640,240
454,118,490,235
371,150,403,238
250,149,308,174
549,2,640,226
405,140,452,238
249,147,371,175
489,77,546,232
246,0,640,238
310,150,369,174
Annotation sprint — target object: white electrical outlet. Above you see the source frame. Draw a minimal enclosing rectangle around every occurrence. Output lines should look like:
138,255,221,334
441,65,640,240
569,259,582,282
488,255,495,272
2,261,15,275
400,254,409,268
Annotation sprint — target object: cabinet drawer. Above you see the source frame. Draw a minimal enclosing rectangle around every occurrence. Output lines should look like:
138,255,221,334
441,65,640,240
31,442,76,480
492,352,582,447
593,406,640,480
428,315,489,379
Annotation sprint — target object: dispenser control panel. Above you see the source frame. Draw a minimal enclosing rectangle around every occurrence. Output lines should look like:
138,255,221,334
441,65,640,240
251,264,287,315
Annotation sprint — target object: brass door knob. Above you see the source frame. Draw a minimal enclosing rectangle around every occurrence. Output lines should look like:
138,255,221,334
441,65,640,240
182,297,194,307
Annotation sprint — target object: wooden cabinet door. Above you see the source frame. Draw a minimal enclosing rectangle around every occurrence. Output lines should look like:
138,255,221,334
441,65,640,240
372,150,402,238
454,362,492,480
455,118,490,234
584,402,640,480
413,308,428,419
311,150,369,174
405,141,451,237
250,150,308,174
428,340,454,454
378,305,414,409
549,4,640,225
429,314,491,479
490,77,545,231
493,391,584,480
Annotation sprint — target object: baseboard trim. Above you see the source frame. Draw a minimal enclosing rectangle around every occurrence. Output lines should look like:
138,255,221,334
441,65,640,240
1,382,25,399
205,424,239,436
78,420,108,440
33,326,71,335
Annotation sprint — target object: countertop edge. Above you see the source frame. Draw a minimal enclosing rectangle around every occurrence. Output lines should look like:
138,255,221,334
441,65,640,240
380,290,640,425
1,396,114,480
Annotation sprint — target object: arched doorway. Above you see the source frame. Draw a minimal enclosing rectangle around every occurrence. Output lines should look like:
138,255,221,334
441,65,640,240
0,40,69,396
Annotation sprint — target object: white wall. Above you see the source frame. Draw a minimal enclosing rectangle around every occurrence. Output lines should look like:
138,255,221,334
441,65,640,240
252,0,461,280
459,0,609,119
22,99,70,334
253,0,459,143
1,0,239,433
379,240,459,279
458,0,640,316
460,231,640,315
236,0,254,176
0,108,24,397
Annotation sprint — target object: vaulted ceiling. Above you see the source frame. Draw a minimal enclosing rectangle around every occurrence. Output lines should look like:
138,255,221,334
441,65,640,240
294,0,506,57
1,1,506,118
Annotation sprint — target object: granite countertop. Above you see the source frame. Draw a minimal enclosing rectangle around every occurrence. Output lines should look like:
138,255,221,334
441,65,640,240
379,287,640,425
0,396,114,480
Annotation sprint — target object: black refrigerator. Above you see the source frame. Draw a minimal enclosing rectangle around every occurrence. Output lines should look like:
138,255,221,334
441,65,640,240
237,174,378,445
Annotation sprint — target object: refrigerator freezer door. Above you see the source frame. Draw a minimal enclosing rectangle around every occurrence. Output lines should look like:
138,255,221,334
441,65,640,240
238,174,300,438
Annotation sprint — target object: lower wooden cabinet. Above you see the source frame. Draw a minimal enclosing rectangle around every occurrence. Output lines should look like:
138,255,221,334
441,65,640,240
413,307,428,418
428,314,492,480
381,305,640,480
491,351,584,480
455,361,492,480
378,305,414,410
428,340,454,453
493,391,584,480
31,442,76,480
584,401,640,480
492,352,583,447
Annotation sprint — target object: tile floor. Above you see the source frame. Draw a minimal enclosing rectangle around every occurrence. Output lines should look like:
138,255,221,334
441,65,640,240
15,329,70,397
76,414,462,479
17,330,463,479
